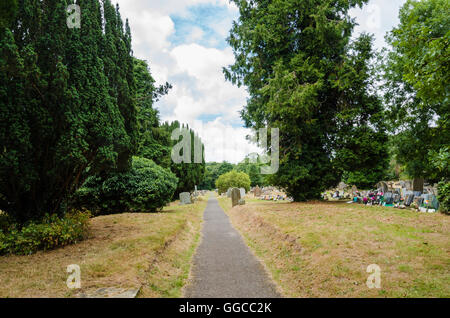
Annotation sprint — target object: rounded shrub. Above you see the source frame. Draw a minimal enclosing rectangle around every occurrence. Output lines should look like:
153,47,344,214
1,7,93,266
74,157,178,214
215,170,251,195
0,211,90,255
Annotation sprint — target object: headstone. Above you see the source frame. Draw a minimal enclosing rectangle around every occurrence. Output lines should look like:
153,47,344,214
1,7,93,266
231,188,241,207
384,192,394,204
413,178,424,193
238,199,245,205
404,194,415,206
431,195,440,210
401,188,407,198
413,196,424,207
239,188,246,198
376,181,388,193
404,180,413,191
254,186,262,197
179,192,191,205
338,182,348,190
351,185,358,195
226,188,232,198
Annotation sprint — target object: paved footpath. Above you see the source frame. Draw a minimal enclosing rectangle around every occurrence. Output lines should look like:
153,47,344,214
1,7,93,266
185,195,281,298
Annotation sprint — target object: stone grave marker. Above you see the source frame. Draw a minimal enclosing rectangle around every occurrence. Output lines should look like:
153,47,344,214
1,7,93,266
179,192,192,205
413,178,424,193
376,181,388,193
239,188,246,198
404,180,413,190
231,188,241,207
254,186,262,197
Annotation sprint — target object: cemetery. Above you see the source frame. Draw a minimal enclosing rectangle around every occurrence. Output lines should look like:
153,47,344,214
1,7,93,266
219,192,449,298
322,179,442,213
0,0,448,302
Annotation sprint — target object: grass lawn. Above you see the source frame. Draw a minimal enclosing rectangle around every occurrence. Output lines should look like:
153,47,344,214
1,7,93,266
218,195,450,298
0,196,208,298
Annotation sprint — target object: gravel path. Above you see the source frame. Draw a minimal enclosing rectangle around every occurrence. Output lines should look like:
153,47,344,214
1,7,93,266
185,195,281,298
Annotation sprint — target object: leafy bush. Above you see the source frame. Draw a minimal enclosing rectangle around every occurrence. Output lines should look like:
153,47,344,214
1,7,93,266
0,211,90,255
215,170,251,195
437,180,450,214
74,157,178,214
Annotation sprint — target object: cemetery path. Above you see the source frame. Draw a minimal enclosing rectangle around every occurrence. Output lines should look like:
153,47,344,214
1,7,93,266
184,195,281,298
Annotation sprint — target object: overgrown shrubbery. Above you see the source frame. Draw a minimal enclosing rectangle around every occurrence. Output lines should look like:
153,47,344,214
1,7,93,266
74,157,178,214
0,211,90,255
437,180,449,214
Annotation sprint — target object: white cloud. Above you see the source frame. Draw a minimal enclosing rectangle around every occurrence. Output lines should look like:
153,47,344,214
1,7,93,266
113,0,406,163
349,0,407,50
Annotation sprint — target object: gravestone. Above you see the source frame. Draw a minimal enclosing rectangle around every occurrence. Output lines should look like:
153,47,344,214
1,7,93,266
413,196,424,207
351,185,358,196
231,188,241,207
404,180,413,191
226,188,232,198
431,195,440,210
384,192,394,204
413,178,424,193
338,182,347,190
376,181,388,193
254,186,262,197
404,194,415,206
179,192,191,205
238,199,245,205
239,188,246,198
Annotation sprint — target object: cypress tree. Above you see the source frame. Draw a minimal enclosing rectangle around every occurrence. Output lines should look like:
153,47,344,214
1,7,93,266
0,0,137,222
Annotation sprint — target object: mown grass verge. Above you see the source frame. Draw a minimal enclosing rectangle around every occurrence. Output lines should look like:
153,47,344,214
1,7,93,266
0,196,207,298
218,195,450,298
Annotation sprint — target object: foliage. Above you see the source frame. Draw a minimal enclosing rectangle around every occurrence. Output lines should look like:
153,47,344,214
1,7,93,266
155,121,206,196
0,0,17,28
235,156,269,187
215,170,251,195
74,157,178,214
225,0,388,200
383,0,449,182
437,180,450,214
0,0,137,223
199,162,234,190
0,210,90,255
134,58,172,167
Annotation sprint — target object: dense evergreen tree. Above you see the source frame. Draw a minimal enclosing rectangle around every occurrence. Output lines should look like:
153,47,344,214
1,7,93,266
225,0,388,200
333,34,389,188
0,0,136,222
133,58,172,168
158,121,206,196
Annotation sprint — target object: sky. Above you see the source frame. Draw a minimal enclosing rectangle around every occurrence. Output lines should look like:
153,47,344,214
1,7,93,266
115,0,407,163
